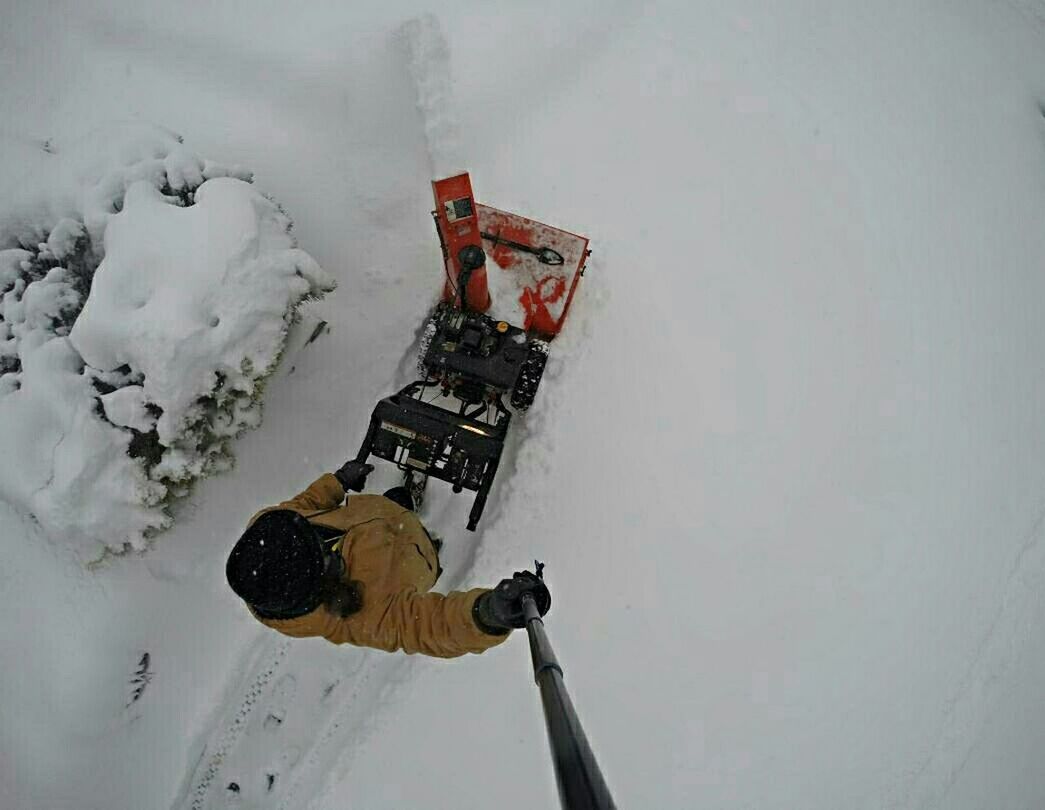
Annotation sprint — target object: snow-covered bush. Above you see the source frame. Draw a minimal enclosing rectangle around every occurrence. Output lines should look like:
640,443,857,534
0,124,333,559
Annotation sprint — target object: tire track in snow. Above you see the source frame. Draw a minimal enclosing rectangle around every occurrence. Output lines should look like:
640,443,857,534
890,499,1045,809
178,639,291,810
276,656,412,810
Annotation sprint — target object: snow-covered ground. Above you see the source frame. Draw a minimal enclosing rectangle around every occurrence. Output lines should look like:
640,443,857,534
4,2,1045,808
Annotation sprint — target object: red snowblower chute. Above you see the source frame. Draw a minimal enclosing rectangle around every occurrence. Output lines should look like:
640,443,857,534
431,172,590,337
353,173,591,529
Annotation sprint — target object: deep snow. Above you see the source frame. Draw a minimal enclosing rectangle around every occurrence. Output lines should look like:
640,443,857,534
4,2,1045,809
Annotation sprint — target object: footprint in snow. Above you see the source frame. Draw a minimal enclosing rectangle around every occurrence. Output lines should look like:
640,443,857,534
263,673,297,732
260,748,301,796
280,746,302,769
320,678,341,703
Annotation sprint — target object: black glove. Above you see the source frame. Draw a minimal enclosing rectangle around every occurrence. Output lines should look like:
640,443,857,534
334,460,374,492
473,569,551,635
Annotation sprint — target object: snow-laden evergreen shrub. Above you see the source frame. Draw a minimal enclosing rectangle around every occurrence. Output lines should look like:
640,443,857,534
0,124,334,560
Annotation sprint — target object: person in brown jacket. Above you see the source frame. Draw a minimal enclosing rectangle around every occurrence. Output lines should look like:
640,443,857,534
226,460,551,658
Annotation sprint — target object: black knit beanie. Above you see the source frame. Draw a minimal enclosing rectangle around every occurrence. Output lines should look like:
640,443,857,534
226,510,325,618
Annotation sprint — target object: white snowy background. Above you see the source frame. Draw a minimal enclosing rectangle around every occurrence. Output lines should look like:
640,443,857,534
3,2,1045,809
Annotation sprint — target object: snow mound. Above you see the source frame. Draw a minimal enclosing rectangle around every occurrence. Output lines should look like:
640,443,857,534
71,178,330,448
0,125,333,558
0,122,252,255
0,335,170,550
397,14,461,175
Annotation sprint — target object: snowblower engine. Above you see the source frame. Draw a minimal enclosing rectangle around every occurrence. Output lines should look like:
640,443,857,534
353,173,589,530
419,303,549,410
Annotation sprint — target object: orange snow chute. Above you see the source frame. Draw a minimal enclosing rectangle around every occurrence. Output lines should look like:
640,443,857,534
432,173,491,312
432,173,590,339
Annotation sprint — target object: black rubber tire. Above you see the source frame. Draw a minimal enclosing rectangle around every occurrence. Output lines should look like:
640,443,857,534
416,304,448,378
510,340,548,411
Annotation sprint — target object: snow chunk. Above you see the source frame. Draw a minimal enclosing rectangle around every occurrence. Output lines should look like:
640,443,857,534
162,146,205,192
45,218,86,260
100,385,157,432
150,447,208,484
69,178,333,445
18,267,80,334
0,336,169,556
201,159,253,183
0,267,81,376
0,249,32,291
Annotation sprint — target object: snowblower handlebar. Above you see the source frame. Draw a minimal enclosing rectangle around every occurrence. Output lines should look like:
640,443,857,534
352,383,508,530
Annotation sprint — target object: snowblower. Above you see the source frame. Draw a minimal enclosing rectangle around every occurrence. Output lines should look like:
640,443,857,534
352,173,590,530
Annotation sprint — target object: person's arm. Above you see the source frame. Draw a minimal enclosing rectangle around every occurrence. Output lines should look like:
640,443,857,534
327,587,510,658
276,473,346,513
381,587,511,657
274,460,374,514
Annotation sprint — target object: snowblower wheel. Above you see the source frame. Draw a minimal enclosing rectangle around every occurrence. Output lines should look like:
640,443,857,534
510,339,549,411
417,304,447,378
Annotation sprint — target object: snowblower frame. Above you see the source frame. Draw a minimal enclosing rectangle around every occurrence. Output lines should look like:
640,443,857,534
354,302,546,530
354,380,510,531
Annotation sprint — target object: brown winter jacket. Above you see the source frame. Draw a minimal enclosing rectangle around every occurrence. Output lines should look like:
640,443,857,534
244,473,508,658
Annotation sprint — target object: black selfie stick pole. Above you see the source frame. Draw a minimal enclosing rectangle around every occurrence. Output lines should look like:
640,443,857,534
521,584,618,810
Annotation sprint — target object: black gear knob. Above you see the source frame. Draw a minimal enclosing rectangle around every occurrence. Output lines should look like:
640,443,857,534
457,244,486,271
